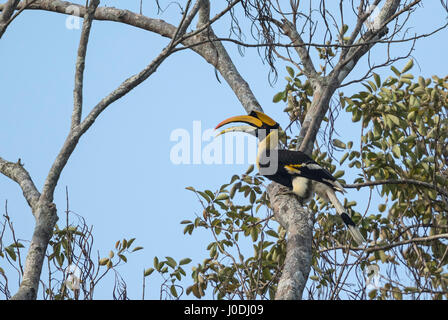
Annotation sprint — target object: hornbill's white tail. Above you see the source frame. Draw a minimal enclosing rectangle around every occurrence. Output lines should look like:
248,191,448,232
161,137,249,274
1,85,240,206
323,187,366,246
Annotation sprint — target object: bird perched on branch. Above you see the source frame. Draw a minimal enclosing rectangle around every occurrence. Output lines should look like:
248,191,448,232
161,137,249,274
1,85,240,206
215,110,365,246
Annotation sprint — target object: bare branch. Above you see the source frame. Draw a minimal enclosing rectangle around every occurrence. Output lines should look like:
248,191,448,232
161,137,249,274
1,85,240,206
344,179,448,199
0,157,40,211
320,233,448,254
333,0,406,83
271,18,318,80
0,0,19,23
0,0,20,37
72,0,100,129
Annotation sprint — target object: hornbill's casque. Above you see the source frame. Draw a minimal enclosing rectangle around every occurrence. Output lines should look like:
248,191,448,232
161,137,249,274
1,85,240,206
215,110,366,246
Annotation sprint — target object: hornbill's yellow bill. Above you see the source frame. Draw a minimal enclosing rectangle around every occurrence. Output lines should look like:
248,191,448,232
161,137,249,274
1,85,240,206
215,110,366,246
215,114,264,130
215,110,286,144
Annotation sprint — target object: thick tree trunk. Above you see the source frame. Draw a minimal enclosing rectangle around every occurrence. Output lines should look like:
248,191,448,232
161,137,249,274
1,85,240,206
267,183,314,300
11,201,58,300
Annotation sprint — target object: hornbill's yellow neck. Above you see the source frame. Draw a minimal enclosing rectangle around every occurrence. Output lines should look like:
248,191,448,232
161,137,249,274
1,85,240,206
256,129,280,170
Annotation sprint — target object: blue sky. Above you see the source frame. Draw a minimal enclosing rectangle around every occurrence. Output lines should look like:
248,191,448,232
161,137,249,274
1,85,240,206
0,1,447,299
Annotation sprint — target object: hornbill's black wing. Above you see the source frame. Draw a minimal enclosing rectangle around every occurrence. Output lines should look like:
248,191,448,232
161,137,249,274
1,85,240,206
259,149,338,189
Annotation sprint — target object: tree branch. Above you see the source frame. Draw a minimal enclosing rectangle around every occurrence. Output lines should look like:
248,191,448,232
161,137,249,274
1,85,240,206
71,0,99,130
332,0,404,83
0,157,40,211
344,179,448,198
0,0,20,37
0,0,19,23
320,233,448,254
272,18,318,80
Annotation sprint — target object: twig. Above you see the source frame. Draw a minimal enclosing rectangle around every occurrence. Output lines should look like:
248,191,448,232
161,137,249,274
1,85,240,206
320,233,448,254
344,179,448,198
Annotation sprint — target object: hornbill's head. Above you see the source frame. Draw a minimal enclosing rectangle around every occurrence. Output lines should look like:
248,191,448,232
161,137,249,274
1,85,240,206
215,110,286,144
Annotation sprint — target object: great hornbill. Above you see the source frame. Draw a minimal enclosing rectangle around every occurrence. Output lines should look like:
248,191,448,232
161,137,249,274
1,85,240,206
215,110,366,246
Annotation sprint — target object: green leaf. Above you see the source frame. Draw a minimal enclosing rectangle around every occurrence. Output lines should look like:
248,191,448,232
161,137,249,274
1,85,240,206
367,80,377,91
392,144,401,158
191,284,201,298
390,66,401,77
125,238,135,249
388,114,401,126
379,250,387,263
215,193,229,201
286,66,295,78
230,183,239,199
250,227,258,242
333,170,345,179
10,242,24,248
170,285,178,298
273,91,285,103
230,174,239,184
401,73,414,80
246,164,255,175
340,152,349,165
333,139,346,149
144,268,154,277
179,258,192,265
132,246,143,252
5,247,16,261
205,190,215,200
249,190,256,204
373,73,381,88
197,191,211,202
266,230,278,238
393,290,403,300
401,59,414,73
165,256,177,268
